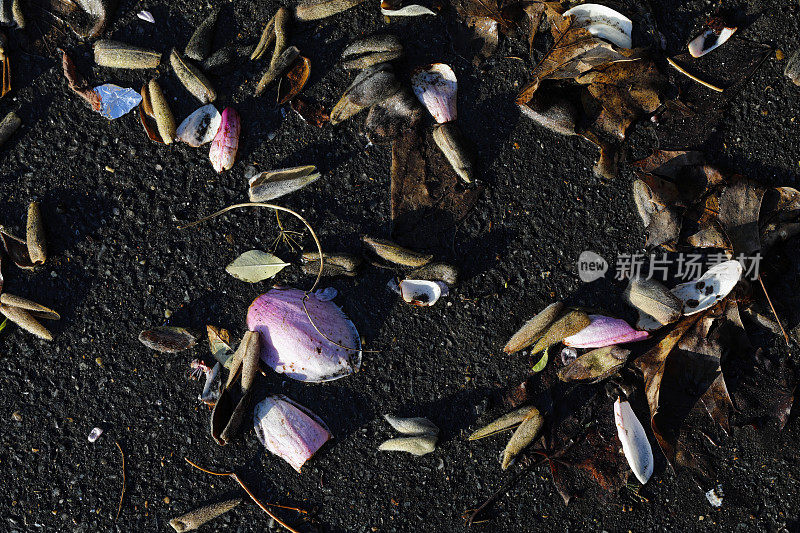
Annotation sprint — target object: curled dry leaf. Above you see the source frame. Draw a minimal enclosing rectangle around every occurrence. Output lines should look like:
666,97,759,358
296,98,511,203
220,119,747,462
60,49,102,112
211,331,260,445
383,414,439,436
362,235,432,267
390,127,482,249
468,405,539,440
277,56,311,105
249,165,321,202
0,304,53,340
139,327,198,353
290,97,330,127
379,436,437,456
26,202,46,265
0,228,34,270
207,325,233,367
225,250,290,283
557,345,629,383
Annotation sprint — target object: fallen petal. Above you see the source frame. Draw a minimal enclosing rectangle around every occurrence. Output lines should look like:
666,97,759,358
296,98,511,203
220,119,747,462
398,279,447,306
253,395,331,472
563,3,633,49
381,4,436,16
688,20,736,58
614,399,653,484
670,260,742,315
247,288,361,382
137,10,155,23
177,104,222,147
563,315,649,348
209,107,240,173
411,63,457,123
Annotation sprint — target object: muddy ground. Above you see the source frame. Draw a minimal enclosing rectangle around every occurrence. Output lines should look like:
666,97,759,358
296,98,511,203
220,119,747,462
1,0,800,531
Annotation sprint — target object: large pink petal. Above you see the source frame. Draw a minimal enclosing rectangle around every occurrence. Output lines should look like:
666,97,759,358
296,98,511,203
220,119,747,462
247,288,361,382
563,315,649,349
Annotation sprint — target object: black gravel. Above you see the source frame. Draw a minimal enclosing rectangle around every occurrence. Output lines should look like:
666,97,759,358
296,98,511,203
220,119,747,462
1,0,800,532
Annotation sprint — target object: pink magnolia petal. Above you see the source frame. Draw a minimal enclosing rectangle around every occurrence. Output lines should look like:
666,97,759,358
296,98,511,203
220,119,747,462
253,395,331,472
209,107,239,172
563,314,648,349
247,287,361,382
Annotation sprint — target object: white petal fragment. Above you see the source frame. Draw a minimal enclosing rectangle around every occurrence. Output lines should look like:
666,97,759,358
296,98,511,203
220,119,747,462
614,399,653,484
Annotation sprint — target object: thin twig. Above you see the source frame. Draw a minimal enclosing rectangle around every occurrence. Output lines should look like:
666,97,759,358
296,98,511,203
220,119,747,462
301,295,378,353
667,57,724,92
115,441,125,521
179,202,324,293
231,474,302,533
467,458,545,526
758,274,790,345
184,457,234,476
184,458,307,531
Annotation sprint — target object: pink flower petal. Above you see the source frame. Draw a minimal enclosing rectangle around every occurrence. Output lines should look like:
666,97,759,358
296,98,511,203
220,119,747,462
563,314,648,349
247,287,361,382
253,395,331,472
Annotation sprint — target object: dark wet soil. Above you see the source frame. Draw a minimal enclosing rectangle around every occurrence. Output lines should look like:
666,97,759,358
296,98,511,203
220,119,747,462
1,0,799,532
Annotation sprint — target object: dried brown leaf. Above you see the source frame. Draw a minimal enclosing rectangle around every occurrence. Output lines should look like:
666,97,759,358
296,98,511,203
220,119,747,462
277,56,311,106
390,127,482,249
61,49,102,112
290,97,329,127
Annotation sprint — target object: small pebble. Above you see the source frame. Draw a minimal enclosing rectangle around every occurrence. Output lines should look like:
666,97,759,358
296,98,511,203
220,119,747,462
88,427,103,443
11,411,22,422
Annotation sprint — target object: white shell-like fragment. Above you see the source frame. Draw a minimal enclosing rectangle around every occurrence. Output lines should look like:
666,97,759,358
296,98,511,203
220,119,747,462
88,427,104,443
614,399,653,484
177,104,222,147
381,4,436,16
688,26,736,58
137,10,155,23
411,63,457,123
705,485,724,507
670,260,742,315
398,279,448,306
563,3,633,49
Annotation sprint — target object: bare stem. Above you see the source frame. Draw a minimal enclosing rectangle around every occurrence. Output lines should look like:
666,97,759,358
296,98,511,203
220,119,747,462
179,202,323,292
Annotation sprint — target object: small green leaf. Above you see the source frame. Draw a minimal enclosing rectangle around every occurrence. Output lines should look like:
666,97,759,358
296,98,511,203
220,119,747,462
0,318,8,334
225,250,290,283
532,347,549,373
